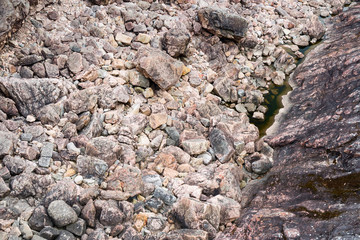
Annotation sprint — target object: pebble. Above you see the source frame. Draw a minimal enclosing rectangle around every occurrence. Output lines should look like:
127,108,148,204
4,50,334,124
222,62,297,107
74,175,83,185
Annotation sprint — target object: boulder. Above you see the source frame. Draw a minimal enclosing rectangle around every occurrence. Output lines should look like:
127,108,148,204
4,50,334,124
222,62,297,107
198,7,248,39
162,28,191,57
0,131,17,158
0,77,73,117
135,47,184,90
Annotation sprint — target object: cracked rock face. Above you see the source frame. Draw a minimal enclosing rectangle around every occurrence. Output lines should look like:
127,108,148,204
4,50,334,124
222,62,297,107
216,4,360,240
0,0,30,49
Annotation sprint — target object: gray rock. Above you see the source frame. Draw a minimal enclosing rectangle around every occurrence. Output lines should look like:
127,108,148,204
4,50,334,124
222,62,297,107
207,195,241,224
47,200,78,227
209,128,235,163
32,63,46,78
20,133,33,142
162,28,191,57
3,155,26,175
153,187,177,206
32,236,47,240
20,66,34,78
135,47,184,90
65,219,86,236
198,7,248,39
56,230,76,240
251,159,272,175
0,131,17,157
38,157,51,168
0,77,73,117
19,221,33,240
28,206,53,231
164,229,208,240
40,226,61,240
76,155,108,178
17,55,43,66
44,62,59,78
0,0,30,49
67,53,83,74
213,78,231,102
41,142,54,158
0,177,10,197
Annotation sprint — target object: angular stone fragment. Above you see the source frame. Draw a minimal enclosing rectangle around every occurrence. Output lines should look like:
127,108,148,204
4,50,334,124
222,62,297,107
162,28,191,57
207,195,241,224
0,77,73,117
0,131,17,158
67,53,83,74
198,7,248,39
182,139,210,155
163,229,208,240
135,47,184,90
28,206,53,231
77,155,108,178
209,128,234,163
0,0,30,49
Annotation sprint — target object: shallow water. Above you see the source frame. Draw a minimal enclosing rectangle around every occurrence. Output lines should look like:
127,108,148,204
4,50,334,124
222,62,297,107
250,40,323,138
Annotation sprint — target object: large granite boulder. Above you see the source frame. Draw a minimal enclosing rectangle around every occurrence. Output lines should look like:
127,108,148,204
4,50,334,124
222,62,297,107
0,77,74,117
198,7,248,39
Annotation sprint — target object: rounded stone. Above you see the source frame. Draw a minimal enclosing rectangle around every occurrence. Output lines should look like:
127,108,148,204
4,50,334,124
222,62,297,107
47,200,78,227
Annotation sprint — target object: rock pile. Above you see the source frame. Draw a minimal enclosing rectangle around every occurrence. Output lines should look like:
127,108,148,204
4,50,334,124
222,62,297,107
0,0,353,239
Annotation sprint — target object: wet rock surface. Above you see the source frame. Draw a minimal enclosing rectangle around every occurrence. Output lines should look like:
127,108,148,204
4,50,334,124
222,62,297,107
217,4,360,239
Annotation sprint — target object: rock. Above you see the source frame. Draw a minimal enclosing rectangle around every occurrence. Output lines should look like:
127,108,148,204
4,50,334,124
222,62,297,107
135,47,184,90
252,111,264,121
209,128,234,163
44,62,59,78
181,139,210,155
129,70,150,88
0,0,30,49
40,226,61,240
47,200,78,227
43,180,79,207
153,187,177,206
163,229,208,240
115,33,133,45
20,66,34,78
67,53,83,74
17,55,43,66
65,218,86,236
304,15,325,40
0,131,17,158
0,96,18,116
172,197,220,230
76,155,108,178
198,7,248,39
292,35,310,47
99,203,124,226
19,221,33,240
213,78,232,102
3,155,26,175
0,77,72,117
64,87,98,114
32,62,46,77
135,33,151,44
149,112,167,129
99,85,130,108
28,206,53,231
207,195,241,224
162,28,191,57
0,177,10,197
85,136,121,166
56,230,76,240
81,199,96,228
105,165,144,197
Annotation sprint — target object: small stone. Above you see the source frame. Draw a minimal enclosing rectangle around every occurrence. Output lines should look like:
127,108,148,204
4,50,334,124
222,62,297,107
149,112,168,129
47,200,78,227
136,33,151,44
20,133,33,142
47,11,59,20
67,142,81,155
17,55,43,66
20,222,33,240
26,115,36,122
66,219,86,236
143,88,154,98
253,112,264,120
182,139,210,155
74,175,83,185
20,66,34,78
38,157,51,168
67,53,83,74
40,226,61,240
44,62,59,78
115,33,133,45
153,187,177,206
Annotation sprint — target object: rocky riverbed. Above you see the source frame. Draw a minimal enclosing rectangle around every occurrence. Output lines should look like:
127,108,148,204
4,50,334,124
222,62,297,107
0,0,358,239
